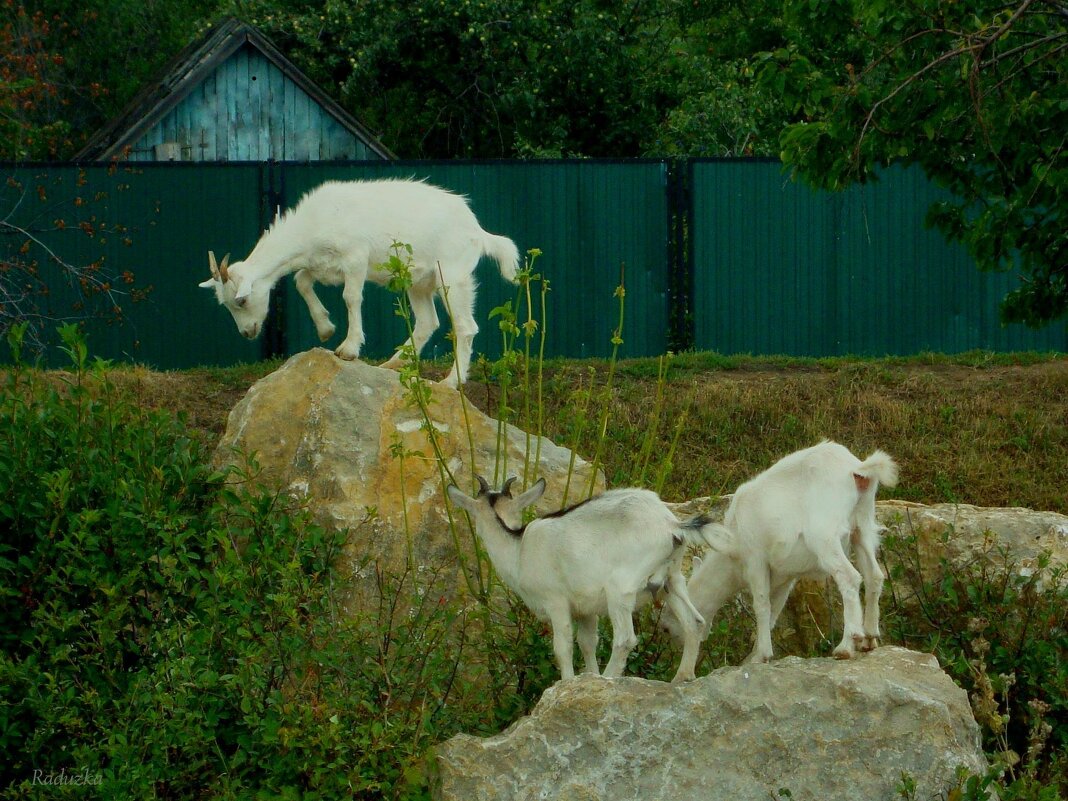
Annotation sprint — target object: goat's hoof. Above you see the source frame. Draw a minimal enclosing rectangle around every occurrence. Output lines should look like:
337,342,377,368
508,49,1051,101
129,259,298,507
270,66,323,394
317,324,336,342
380,356,403,370
833,647,855,660
671,671,696,684
859,635,879,652
439,374,461,389
334,345,359,361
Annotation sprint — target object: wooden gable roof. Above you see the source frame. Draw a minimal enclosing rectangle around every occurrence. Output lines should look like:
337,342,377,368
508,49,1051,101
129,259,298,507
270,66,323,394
75,18,394,162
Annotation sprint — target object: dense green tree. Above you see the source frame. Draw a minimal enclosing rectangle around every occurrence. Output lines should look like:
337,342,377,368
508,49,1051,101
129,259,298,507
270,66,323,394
763,0,1067,327
231,0,698,158
652,0,788,156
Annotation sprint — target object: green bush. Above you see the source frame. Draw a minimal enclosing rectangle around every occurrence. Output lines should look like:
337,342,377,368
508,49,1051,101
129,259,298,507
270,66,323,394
881,529,1068,796
0,326,556,799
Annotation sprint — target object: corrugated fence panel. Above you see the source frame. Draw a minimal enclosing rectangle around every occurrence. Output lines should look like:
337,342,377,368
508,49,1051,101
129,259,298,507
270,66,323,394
692,160,1067,356
276,161,672,361
692,160,841,356
0,164,265,367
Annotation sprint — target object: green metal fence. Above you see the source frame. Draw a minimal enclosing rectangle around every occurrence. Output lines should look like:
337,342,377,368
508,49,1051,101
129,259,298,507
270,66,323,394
689,159,1066,356
1,159,1063,369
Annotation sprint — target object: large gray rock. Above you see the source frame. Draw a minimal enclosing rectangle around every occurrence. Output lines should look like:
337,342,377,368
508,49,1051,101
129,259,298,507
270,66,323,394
214,349,604,578
433,647,986,801
878,499,1068,578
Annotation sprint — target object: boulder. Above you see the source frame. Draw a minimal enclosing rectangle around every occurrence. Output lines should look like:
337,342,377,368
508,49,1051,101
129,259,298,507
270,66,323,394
878,499,1068,578
214,349,604,578
432,647,987,801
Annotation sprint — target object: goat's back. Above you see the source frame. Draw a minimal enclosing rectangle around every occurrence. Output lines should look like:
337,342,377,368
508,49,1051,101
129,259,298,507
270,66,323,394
263,179,490,275
521,489,682,594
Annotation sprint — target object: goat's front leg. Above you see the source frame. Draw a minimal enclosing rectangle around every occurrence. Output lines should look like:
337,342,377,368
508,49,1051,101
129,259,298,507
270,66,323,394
744,561,775,664
547,606,577,681
575,614,600,675
335,270,367,361
294,269,335,342
603,593,639,678
767,577,797,633
664,571,704,682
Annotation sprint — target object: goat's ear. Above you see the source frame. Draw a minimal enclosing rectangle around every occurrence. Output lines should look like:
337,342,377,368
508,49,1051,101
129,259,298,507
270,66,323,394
233,277,253,303
446,484,475,512
198,278,217,289
512,477,547,510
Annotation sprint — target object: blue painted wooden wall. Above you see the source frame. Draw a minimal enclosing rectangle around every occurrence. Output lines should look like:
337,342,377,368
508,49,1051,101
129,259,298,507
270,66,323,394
125,44,381,162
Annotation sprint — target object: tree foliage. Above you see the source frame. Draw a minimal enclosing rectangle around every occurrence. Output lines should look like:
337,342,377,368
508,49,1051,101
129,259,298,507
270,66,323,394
1,0,219,161
764,0,1068,327
231,0,703,158
0,3,85,160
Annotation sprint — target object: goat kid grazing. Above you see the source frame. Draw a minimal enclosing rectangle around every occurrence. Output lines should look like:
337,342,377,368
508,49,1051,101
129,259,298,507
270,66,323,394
199,179,519,387
447,476,711,683
664,440,899,664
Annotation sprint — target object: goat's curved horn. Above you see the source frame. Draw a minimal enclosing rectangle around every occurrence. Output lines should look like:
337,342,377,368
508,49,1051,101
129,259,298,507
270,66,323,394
219,253,231,283
475,475,490,496
501,476,518,497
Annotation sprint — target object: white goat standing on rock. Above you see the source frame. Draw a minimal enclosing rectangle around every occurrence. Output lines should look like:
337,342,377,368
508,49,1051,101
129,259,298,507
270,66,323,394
447,476,712,683
664,440,899,664
199,178,519,387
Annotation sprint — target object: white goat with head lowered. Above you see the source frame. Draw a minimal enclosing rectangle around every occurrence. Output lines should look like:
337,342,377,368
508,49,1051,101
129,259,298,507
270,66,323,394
664,440,899,664
447,476,711,683
199,178,519,387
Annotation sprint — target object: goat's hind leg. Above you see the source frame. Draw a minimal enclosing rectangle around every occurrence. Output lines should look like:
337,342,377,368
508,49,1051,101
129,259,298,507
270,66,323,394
437,275,478,388
851,527,884,652
818,541,866,659
744,561,776,664
381,286,439,370
335,259,369,360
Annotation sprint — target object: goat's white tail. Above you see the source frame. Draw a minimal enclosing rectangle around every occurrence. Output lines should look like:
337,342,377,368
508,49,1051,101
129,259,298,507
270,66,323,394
855,449,900,489
677,514,734,552
482,233,520,283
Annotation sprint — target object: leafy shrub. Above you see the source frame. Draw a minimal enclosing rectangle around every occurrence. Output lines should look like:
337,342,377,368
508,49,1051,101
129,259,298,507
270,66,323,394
0,326,556,799
881,528,1067,796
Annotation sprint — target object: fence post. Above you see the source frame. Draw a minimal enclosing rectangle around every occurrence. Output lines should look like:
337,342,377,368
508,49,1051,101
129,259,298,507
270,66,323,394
260,161,288,360
666,158,694,352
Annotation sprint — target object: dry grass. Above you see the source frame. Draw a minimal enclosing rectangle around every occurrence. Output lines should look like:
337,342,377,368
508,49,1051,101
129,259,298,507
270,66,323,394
98,351,1067,514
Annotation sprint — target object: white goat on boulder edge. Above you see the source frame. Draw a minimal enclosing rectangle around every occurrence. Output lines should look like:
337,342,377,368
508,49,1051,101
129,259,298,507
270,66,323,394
199,178,519,387
447,476,711,683
665,440,899,664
